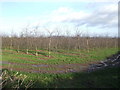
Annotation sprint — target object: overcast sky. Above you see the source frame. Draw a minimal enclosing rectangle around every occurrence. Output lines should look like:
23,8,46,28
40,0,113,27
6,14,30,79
0,0,118,37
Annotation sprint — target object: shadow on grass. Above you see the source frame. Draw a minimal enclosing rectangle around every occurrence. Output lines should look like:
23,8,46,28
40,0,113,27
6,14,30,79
32,67,119,88
38,52,48,56
2,66,119,88
15,49,48,56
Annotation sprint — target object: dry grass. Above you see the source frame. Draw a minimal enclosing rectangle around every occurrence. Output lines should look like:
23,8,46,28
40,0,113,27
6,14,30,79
1,69,34,89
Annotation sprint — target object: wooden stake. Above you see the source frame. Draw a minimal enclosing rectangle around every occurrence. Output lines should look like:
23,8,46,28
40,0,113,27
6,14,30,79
17,45,19,53
26,49,28,54
35,47,38,56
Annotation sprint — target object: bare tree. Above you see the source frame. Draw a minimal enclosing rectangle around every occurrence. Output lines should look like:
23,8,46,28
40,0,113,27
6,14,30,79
2,25,118,54
54,27,61,50
10,30,14,49
74,27,83,50
32,25,39,56
45,28,54,57
22,24,30,54
85,28,90,52
66,29,71,50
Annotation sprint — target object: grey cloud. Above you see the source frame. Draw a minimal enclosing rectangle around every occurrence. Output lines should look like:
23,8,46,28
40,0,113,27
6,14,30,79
62,4,118,28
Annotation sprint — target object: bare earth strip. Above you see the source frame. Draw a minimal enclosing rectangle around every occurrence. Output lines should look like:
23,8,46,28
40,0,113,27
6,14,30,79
2,49,99,73
2,61,98,74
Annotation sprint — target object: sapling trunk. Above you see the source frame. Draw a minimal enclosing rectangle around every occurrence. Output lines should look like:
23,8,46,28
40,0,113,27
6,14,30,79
10,39,12,49
26,49,28,54
86,37,89,52
48,37,52,57
35,47,38,56
48,51,51,57
17,45,19,53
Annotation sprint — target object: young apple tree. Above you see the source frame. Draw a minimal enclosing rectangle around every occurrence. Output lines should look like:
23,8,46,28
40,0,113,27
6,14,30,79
45,28,55,57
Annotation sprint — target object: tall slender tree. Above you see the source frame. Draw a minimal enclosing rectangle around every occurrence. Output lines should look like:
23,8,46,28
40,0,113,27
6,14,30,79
45,28,54,57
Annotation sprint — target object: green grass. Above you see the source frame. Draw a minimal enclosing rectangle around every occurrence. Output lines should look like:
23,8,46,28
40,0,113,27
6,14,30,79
2,48,118,64
2,66,119,88
2,47,119,71
1,47,119,88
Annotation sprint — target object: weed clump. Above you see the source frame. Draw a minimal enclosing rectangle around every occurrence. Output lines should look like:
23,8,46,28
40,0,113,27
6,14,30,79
1,69,34,89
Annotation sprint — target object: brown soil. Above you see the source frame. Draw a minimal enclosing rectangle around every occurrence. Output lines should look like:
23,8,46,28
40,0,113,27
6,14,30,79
2,49,99,73
2,61,99,74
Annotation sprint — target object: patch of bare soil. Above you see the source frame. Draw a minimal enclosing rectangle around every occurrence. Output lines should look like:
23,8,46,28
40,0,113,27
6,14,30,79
87,51,120,72
3,49,117,74
2,61,99,74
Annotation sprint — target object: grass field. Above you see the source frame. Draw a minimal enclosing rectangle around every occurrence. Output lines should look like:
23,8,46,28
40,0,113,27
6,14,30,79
1,47,119,88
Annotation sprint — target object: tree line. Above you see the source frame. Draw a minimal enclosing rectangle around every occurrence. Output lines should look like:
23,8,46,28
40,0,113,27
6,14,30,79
1,25,118,57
